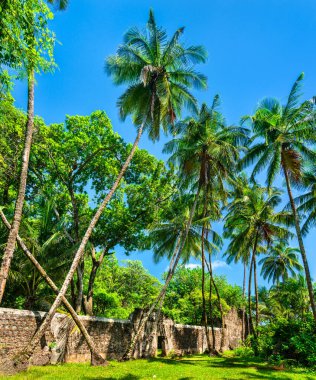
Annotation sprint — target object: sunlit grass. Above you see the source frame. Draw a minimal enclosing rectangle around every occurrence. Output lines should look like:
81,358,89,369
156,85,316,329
1,354,315,379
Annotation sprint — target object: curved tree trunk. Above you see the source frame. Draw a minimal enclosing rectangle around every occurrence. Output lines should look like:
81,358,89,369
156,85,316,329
122,186,201,360
0,70,35,304
0,210,106,368
283,165,316,322
11,123,145,369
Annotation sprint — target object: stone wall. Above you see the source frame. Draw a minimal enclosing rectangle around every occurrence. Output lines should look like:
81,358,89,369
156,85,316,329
0,307,242,365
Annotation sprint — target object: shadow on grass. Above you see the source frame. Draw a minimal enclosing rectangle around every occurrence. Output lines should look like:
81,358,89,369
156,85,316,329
82,375,140,380
144,355,312,379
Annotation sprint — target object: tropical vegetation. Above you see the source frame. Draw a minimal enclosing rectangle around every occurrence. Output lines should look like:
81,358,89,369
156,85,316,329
0,2,316,377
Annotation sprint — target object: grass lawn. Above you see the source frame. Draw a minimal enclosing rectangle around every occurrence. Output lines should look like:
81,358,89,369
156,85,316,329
1,354,315,379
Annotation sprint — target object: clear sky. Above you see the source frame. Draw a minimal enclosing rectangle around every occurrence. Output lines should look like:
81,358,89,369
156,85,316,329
12,0,316,288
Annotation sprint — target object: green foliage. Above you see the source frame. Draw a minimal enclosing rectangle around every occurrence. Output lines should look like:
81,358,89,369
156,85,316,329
163,266,244,325
234,341,255,358
0,0,56,74
106,10,207,139
84,257,161,319
256,315,316,367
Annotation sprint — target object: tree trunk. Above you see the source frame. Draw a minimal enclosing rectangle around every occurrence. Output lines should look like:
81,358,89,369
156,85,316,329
0,210,106,367
242,260,246,340
208,256,216,351
84,255,102,316
123,186,201,360
248,255,254,336
201,225,212,355
0,70,35,304
11,123,145,369
75,263,84,313
253,254,259,328
204,257,224,353
283,164,316,322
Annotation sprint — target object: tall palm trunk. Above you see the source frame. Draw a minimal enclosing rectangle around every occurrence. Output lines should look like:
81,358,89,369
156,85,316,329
208,253,216,351
242,260,246,340
0,70,35,304
122,186,201,360
201,225,212,354
204,256,225,352
248,255,254,335
283,165,316,322
12,122,145,368
0,210,106,366
253,254,259,328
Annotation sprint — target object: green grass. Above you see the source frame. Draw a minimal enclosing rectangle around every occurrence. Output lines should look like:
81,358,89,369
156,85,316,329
1,354,315,380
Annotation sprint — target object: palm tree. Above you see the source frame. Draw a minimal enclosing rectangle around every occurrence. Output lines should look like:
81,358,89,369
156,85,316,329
259,241,302,285
165,96,247,352
13,11,207,369
223,173,251,339
241,73,316,321
224,185,293,330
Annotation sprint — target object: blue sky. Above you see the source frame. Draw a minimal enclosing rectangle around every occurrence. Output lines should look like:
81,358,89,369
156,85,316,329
12,0,316,287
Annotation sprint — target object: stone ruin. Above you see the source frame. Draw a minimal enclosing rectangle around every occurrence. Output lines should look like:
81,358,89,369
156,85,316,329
0,307,243,365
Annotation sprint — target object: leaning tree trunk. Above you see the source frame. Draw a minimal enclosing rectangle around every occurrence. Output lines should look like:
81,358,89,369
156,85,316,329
0,70,35,304
283,165,316,322
122,186,201,360
253,254,259,328
0,210,106,369
11,122,145,370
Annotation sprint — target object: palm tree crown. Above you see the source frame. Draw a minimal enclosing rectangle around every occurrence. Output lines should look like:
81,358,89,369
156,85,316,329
105,10,207,140
241,73,316,187
259,241,302,285
164,96,248,194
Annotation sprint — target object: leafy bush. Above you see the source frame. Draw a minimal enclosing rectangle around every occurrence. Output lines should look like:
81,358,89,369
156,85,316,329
257,315,316,367
234,344,254,358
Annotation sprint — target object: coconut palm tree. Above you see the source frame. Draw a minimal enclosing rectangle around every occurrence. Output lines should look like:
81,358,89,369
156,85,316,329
241,73,316,321
151,194,222,353
259,241,302,285
223,173,252,339
13,11,207,369
165,96,248,352
224,185,293,330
